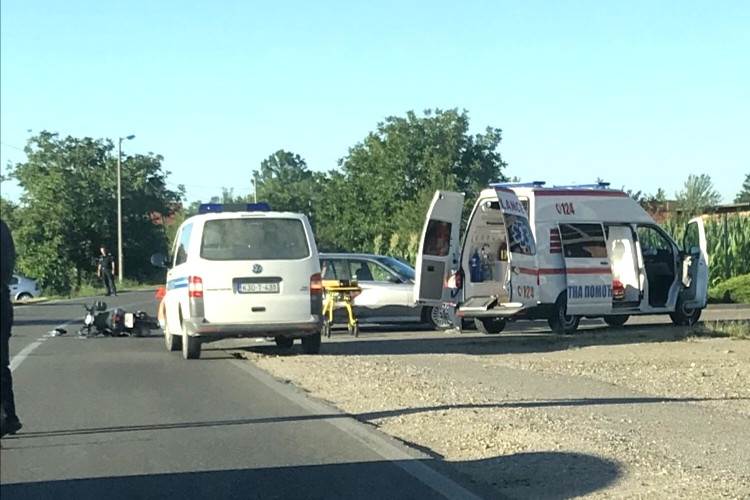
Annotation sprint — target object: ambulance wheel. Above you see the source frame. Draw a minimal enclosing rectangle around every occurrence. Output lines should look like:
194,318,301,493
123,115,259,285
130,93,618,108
669,300,702,326
274,336,294,349
474,317,506,334
549,295,580,335
603,315,629,328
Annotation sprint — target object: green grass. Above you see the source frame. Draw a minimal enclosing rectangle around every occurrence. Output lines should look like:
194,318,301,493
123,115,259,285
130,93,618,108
687,320,750,340
35,279,158,302
708,274,750,304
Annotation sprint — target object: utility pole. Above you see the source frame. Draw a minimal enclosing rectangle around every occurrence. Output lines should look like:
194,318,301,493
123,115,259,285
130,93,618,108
117,134,135,283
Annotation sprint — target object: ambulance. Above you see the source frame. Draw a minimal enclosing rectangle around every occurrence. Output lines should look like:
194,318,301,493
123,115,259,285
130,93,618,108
414,182,709,334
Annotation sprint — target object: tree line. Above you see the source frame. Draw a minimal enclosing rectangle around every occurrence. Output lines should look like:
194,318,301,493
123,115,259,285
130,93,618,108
2,109,749,294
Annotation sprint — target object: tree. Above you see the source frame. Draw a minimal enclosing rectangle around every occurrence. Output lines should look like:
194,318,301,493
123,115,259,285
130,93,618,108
333,108,508,256
675,174,722,217
735,173,750,203
8,131,183,293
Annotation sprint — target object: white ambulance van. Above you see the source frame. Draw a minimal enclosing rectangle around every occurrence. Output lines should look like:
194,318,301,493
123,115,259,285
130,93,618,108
415,182,709,334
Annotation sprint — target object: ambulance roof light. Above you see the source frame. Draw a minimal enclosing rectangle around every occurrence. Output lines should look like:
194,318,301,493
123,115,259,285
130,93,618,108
490,181,546,188
552,181,611,189
198,202,272,213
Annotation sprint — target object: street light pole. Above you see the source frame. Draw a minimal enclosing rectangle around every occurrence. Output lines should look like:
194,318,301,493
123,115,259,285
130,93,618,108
117,134,135,283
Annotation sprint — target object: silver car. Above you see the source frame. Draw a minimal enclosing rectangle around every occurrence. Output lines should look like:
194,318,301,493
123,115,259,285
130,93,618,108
319,253,452,329
10,274,41,301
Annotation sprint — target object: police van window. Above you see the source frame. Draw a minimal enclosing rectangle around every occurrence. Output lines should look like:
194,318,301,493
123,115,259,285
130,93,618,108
200,218,310,261
559,223,607,258
174,223,193,266
423,220,451,257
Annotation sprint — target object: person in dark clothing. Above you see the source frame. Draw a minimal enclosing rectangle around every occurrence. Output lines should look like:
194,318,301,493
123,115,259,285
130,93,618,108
1,219,22,438
97,245,117,296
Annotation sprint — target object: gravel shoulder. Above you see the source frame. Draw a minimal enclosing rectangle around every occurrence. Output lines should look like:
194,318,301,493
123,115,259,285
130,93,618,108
239,320,750,499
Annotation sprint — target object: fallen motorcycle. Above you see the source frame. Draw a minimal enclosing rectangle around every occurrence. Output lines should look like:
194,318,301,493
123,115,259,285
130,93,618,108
78,301,118,337
77,301,156,338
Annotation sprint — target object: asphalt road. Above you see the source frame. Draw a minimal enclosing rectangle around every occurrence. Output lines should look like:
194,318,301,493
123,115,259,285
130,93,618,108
0,289,490,500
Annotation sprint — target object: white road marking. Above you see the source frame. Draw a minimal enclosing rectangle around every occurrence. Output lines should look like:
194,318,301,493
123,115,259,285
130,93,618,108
230,359,484,500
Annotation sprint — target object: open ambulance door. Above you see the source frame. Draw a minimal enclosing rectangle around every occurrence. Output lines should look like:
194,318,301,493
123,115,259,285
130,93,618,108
415,191,464,306
493,187,539,310
680,216,709,308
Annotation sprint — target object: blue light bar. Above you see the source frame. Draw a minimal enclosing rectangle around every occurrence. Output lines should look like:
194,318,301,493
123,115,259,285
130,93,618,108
199,202,272,214
552,182,611,189
490,181,546,188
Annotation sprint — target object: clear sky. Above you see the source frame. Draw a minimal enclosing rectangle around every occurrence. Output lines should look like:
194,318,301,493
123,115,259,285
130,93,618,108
1,0,748,205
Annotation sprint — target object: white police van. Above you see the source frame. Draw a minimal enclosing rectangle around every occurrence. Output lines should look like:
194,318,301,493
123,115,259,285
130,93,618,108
415,182,709,334
151,203,324,359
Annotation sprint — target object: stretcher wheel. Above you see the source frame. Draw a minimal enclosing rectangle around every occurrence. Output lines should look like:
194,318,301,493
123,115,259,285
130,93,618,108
353,322,359,338
323,320,331,338
347,322,355,336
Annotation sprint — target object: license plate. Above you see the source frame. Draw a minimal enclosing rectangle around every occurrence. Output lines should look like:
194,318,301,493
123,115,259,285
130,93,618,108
239,282,279,293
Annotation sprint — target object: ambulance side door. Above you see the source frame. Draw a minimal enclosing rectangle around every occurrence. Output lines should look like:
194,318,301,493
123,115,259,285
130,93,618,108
415,191,464,306
680,216,709,309
558,222,613,316
494,187,539,309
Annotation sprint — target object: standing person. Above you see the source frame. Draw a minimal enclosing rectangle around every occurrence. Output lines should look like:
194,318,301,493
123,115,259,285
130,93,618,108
97,245,117,296
1,219,22,438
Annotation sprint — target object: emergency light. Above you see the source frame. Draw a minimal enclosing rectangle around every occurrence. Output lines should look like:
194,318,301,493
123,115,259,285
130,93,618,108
490,181,546,188
552,182,611,189
198,202,271,213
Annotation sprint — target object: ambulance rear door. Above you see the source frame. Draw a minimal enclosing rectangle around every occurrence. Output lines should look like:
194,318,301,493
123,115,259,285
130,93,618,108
558,222,613,316
415,190,464,306
493,187,539,309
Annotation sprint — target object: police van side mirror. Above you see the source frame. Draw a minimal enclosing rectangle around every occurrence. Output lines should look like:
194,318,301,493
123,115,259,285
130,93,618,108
150,253,169,268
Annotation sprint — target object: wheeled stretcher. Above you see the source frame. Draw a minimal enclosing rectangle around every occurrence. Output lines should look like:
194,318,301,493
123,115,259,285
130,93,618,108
321,278,361,337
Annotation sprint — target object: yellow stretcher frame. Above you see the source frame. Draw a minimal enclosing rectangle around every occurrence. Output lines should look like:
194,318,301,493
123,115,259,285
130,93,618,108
321,278,361,337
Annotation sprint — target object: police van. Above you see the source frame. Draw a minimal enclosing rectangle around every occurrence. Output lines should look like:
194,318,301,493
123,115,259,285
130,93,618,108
151,203,324,359
415,182,709,334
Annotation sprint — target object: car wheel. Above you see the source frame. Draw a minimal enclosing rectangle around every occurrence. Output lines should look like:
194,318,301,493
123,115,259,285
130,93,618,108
603,315,629,327
669,299,702,326
164,320,182,352
548,294,580,335
426,305,453,330
181,322,201,360
17,292,33,302
301,332,322,354
473,317,506,334
275,336,294,349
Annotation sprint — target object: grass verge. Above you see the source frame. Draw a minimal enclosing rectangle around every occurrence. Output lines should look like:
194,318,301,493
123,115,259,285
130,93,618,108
688,320,750,340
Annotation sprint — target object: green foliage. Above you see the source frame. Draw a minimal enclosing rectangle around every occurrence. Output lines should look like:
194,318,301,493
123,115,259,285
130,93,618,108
660,214,750,285
736,173,750,203
708,274,750,304
675,174,722,216
7,131,183,294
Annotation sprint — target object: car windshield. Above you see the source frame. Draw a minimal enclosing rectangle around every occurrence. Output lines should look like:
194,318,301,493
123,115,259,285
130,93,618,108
200,218,310,260
377,256,415,281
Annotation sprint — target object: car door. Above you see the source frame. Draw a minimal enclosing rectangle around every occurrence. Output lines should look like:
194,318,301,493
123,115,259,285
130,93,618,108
350,258,413,321
164,222,193,335
415,191,464,306
558,222,613,316
680,216,709,308
494,187,539,310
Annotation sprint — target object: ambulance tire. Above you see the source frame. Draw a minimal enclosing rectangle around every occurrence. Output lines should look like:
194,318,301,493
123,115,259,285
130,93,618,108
669,300,702,326
549,294,580,335
274,336,294,349
603,315,629,328
474,317,506,335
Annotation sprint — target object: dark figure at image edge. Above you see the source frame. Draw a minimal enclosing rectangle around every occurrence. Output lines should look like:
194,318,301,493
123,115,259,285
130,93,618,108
1,219,22,438
98,245,117,296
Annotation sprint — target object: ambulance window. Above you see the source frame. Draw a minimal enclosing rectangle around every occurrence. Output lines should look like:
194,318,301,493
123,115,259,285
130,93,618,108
519,197,529,215
559,223,607,258
423,220,451,257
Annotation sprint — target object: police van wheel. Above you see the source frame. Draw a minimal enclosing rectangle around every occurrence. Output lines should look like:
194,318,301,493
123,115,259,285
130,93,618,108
164,323,182,352
603,315,629,328
274,336,294,349
549,295,580,335
474,317,506,334
669,300,702,326
181,323,202,360
301,332,322,354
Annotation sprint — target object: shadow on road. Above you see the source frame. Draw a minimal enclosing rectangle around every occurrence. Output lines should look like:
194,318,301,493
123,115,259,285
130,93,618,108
0,453,621,500
240,322,721,357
